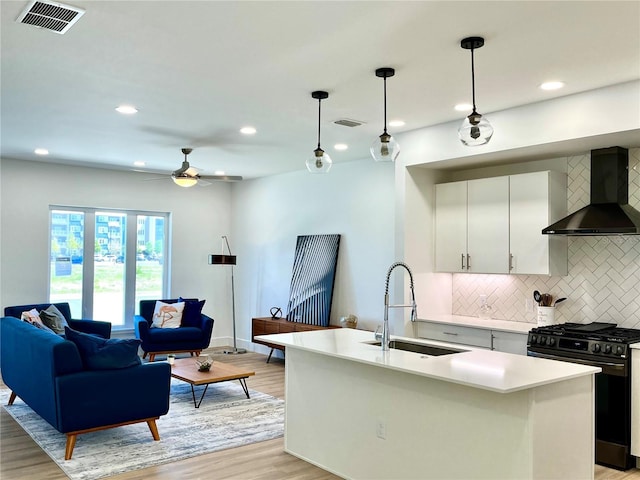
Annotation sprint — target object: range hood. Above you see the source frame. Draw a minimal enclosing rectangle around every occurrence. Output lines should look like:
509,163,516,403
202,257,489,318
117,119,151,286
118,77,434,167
542,146,640,235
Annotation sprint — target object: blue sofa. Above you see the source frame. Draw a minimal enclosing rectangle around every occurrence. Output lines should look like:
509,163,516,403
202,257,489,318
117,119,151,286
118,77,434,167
0,316,171,459
4,302,112,339
134,298,214,362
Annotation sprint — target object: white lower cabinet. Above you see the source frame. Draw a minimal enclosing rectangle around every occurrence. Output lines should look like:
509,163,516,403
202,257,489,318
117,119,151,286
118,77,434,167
415,322,492,348
416,320,528,355
632,348,639,457
491,330,528,355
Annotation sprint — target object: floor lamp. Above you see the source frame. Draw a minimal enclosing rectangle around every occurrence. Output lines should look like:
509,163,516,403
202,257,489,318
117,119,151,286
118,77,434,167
209,235,246,354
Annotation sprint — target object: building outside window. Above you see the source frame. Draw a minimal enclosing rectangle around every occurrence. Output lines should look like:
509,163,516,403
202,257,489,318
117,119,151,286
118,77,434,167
49,207,170,329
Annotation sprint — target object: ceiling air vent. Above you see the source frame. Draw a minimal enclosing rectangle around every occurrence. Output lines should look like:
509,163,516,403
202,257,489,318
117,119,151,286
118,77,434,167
16,0,85,34
334,119,365,128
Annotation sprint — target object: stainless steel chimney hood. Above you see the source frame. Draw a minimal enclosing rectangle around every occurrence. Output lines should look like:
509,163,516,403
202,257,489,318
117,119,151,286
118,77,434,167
542,147,640,235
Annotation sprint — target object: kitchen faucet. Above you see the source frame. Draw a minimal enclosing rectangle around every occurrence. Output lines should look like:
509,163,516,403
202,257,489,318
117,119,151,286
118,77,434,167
375,261,418,351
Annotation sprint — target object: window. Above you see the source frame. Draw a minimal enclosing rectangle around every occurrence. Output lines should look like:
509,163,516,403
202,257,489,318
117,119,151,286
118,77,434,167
49,207,170,329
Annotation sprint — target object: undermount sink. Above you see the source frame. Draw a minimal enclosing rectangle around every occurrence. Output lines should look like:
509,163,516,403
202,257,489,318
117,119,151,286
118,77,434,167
366,339,467,356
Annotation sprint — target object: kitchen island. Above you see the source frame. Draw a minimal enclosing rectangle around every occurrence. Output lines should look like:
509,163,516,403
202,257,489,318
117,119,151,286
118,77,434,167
257,328,600,480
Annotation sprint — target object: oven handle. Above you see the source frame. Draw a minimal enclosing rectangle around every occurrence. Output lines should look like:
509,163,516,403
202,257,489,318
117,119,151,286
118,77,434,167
527,350,627,376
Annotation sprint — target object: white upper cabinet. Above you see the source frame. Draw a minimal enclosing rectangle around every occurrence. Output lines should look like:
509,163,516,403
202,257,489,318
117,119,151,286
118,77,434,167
467,176,510,274
435,181,468,272
435,177,509,274
509,171,567,276
435,171,567,275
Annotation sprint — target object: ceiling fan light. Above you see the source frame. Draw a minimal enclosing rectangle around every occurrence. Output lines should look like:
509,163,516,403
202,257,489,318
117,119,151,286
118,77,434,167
306,147,332,173
172,176,198,188
458,111,494,146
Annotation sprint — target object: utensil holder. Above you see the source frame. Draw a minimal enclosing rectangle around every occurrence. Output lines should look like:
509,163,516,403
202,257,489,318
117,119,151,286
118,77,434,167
537,306,556,326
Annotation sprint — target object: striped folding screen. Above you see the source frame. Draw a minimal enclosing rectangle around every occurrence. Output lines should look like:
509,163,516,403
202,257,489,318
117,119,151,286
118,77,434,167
286,234,341,327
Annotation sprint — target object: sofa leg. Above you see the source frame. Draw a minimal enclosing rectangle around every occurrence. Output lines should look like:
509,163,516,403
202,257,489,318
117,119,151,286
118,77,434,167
65,434,77,460
147,419,160,441
8,391,16,406
148,353,156,362
142,351,148,359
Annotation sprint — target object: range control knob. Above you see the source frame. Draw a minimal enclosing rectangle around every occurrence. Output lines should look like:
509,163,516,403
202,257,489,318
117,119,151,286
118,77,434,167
604,344,612,354
616,346,624,355
530,335,537,344
547,337,556,347
539,336,547,346
592,344,601,353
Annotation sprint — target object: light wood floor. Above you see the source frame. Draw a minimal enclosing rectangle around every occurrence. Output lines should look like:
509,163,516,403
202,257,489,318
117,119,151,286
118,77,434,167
1,348,639,480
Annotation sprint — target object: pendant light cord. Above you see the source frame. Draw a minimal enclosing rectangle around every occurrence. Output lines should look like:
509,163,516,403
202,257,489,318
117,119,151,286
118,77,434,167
383,76,388,134
317,98,322,149
470,48,477,111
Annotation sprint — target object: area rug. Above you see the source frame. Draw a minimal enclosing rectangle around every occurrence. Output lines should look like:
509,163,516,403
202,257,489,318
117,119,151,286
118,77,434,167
1,380,284,480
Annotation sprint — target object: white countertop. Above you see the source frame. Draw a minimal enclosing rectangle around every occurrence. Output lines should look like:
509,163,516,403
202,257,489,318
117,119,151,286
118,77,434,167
631,342,640,350
417,314,534,334
257,328,600,394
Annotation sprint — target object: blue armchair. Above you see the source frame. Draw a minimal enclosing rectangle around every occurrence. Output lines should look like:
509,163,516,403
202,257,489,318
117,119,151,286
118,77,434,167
134,298,214,361
3,302,111,338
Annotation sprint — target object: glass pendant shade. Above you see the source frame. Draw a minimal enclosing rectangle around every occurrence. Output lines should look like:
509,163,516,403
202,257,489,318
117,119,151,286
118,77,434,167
172,176,198,187
306,147,332,173
459,36,493,147
307,91,331,174
370,132,400,162
458,110,494,146
371,67,399,162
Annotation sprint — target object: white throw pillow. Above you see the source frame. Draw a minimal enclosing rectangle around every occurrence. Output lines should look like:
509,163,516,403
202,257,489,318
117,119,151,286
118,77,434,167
152,301,185,328
21,308,54,333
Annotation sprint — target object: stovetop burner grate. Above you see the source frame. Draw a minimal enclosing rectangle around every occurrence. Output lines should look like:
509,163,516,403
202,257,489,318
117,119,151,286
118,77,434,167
531,322,640,343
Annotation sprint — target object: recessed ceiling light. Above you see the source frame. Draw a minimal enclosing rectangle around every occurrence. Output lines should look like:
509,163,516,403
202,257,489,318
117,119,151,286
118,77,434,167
539,81,565,91
388,120,405,127
115,105,138,114
133,161,146,167
34,148,49,155
240,126,256,135
334,143,348,151
214,170,225,176
454,103,473,112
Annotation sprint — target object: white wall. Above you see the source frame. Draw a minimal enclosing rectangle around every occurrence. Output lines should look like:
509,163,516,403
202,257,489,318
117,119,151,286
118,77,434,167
397,80,640,167
231,158,396,353
0,158,234,344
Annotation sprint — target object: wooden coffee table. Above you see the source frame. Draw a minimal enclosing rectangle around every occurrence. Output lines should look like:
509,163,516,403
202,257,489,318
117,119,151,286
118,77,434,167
170,357,255,408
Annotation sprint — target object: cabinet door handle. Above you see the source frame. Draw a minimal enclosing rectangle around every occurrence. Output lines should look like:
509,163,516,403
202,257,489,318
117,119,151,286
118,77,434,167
466,254,471,270
509,253,514,271
443,331,459,336
461,253,465,270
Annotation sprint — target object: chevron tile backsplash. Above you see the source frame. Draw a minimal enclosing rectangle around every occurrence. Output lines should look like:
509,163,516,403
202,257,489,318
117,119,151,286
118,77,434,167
452,147,640,330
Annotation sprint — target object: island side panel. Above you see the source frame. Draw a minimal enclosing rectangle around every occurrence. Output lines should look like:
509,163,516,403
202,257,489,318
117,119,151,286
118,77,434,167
529,375,595,479
284,348,535,480
284,347,595,480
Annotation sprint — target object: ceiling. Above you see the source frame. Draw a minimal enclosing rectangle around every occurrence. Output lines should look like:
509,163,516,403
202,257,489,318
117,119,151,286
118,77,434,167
2,1,639,180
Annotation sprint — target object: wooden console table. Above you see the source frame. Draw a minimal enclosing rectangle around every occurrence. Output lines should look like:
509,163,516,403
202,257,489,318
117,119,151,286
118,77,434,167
251,317,338,362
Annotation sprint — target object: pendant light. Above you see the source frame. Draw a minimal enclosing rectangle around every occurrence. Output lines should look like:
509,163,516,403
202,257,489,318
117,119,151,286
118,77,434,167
458,36,494,146
371,67,400,162
306,91,332,174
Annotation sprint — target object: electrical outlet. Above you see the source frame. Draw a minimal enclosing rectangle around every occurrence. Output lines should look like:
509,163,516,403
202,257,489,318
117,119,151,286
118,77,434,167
376,420,386,439
525,299,534,313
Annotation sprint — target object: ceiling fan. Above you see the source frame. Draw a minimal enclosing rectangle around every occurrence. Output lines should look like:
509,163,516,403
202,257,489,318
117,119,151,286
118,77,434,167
171,148,242,187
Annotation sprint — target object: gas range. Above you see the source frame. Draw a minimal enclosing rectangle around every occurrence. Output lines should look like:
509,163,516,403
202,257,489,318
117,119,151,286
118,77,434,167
528,322,640,360
527,321,640,470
